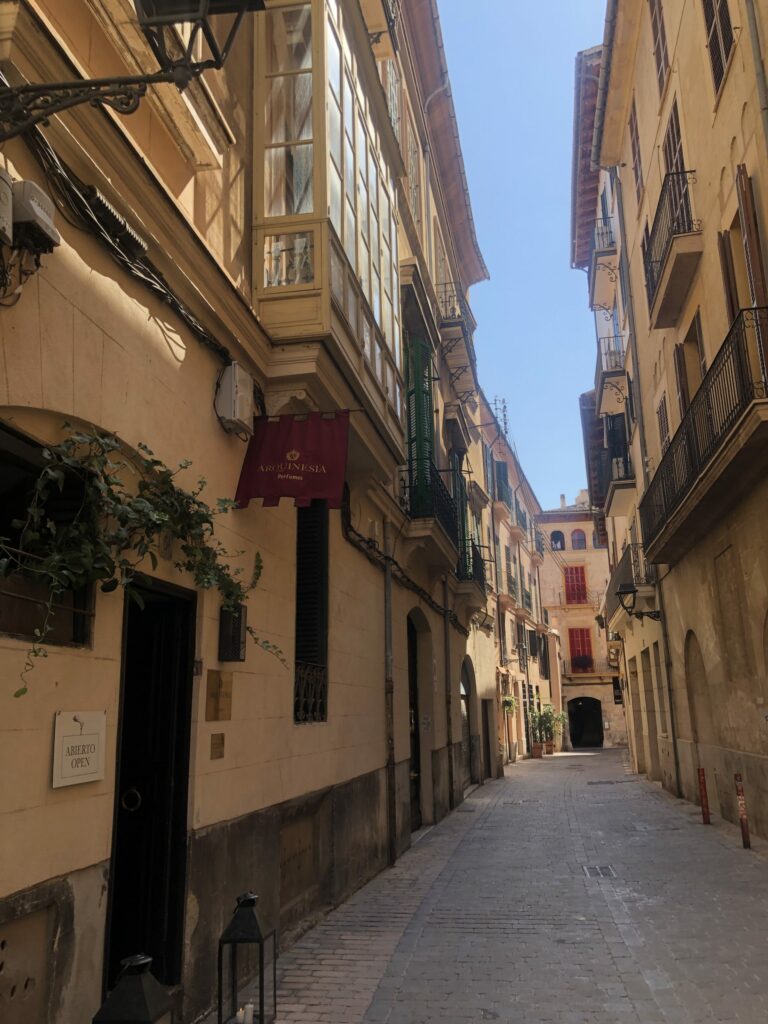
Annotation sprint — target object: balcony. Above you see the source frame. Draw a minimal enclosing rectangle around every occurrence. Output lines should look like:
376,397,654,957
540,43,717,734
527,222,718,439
499,573,518,612
510,500,528,542
604,543,656,626
599,448,635,519
436,281,477,401
562,657,617,678
531,529,545,565
594,336,628,416
639,307,768,563
457,539,486,590
644,171,702,329
402,459,459,567
589,217,618,312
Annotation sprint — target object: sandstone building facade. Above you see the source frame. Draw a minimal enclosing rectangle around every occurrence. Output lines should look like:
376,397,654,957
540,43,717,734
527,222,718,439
572,0,768,829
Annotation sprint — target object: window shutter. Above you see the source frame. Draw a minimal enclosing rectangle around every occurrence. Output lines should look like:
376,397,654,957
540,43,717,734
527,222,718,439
736,164,768,308
673,343,690,417
564,566,587,604
407,336,434,492
717,229,740,323
657,394,670,451
295,501,329,667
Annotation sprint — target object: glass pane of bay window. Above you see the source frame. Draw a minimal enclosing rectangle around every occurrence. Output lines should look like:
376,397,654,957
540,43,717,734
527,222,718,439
264,231,314,287
329,163,342,235
344,198,356,270
328,93,342,169
266,73,313,143
266,145,314,216
327,23,341,100
267,6,312,74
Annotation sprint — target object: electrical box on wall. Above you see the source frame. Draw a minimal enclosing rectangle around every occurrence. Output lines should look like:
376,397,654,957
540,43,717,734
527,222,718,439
0,168,12,246
215,362,255,436
12,180,60,252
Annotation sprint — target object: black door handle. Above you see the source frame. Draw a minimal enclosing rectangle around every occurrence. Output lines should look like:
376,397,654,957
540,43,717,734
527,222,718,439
121,787,142,812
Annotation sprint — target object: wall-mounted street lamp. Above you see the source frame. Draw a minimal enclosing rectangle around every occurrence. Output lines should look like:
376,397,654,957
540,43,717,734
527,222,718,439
0,1,265,142
616,582,661,622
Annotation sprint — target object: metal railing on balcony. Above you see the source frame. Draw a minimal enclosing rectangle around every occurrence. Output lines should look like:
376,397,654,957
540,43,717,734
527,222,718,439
507,575,518,600
523,587,533,612
562,657,616,677
436,281,472,325
457,539,486,590
640,307,768,549
643,170,698,308
593,217,616,252
495,477,512,509
597,448,633,498
405,458,459,547
604,543,657,622
515,500,528,533
598,336,624,374
534,530,545,558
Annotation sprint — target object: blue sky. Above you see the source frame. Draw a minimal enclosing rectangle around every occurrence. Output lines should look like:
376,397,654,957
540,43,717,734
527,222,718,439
439,2,607,511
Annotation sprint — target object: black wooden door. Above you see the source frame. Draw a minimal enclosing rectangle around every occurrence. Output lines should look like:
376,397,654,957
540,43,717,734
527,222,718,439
482,699,493,779
407,618,421,831
105,579,195,989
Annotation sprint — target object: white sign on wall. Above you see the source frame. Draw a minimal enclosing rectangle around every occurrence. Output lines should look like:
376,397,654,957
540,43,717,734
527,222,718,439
52,711,106,788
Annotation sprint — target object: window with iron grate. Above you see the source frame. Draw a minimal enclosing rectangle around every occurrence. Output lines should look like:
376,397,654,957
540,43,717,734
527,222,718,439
294,500,329,723
649,0,670,94
703,0,734,93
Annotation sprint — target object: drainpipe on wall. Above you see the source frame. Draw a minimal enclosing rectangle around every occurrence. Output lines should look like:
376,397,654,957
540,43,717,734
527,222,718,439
384,519,398,865
744,0,768,163
442,575,455,808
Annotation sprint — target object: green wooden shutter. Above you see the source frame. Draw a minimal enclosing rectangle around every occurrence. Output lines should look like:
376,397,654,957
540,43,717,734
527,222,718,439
407,335,434,502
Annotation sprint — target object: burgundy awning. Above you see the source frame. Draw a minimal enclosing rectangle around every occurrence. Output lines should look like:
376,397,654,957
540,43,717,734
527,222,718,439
235,411,349,509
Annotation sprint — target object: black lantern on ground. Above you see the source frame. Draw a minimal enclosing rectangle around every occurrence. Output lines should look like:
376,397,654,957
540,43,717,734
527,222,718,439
218,892,277,1024
93,954,174,1024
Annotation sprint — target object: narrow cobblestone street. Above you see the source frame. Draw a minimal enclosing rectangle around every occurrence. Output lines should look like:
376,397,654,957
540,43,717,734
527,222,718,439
272,751,768,1024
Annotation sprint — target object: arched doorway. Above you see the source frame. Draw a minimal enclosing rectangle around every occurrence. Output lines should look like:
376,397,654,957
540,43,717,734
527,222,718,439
407,616,422,831
568,696,604,748
459,662,473,791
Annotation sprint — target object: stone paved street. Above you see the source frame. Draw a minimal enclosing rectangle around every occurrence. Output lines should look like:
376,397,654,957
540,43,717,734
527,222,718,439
271,750,768,1024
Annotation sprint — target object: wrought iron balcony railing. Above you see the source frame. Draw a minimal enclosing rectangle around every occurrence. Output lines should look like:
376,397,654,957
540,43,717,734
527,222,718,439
639,307,768,549
436,281,472,325
604,543,656,623
534,530,545,558
598,336,624,374
514,500,528,533
562,657,616,676
593,217,616,252
457,539,486,590
597,448,633,498
406,458,459,547
644,170,698,308
495,477,513,509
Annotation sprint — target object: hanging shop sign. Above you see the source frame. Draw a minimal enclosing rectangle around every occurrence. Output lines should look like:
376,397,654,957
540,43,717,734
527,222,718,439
235,411,349,509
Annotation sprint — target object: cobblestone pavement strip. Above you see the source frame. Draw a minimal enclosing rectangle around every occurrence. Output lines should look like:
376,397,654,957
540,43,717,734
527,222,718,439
268,750,768,1024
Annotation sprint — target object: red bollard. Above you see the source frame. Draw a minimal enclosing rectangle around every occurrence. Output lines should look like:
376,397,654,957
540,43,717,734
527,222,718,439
697,768,711,824
734,773,751,849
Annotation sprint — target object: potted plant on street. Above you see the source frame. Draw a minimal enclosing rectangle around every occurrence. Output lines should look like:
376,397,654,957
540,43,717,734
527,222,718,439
554,710,569,751
528,709,544,758
541,705,556,755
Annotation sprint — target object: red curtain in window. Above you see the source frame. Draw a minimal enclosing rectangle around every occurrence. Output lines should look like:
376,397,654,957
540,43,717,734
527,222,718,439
569,628,593,672
564,566,587,604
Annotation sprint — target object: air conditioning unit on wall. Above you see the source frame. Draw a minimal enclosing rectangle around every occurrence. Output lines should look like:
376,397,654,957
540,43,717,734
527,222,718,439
215,362,255,436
